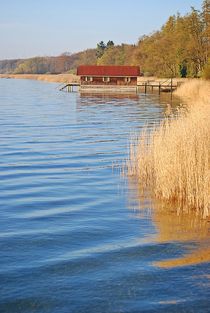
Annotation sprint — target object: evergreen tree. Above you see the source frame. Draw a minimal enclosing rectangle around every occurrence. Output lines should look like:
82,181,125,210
106,40,114,48
96,41,106,58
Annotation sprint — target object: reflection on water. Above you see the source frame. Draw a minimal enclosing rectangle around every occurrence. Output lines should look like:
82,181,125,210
80,92,139,100
128,178,210,268
153,207,210,268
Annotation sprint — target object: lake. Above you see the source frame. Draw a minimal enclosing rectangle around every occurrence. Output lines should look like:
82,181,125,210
0,79,209,313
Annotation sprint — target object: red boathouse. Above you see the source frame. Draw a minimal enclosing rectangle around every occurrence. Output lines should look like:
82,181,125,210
77,65,140,92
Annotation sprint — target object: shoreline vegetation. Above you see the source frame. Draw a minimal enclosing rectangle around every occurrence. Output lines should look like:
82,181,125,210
127,80,210,217
0,73,80,84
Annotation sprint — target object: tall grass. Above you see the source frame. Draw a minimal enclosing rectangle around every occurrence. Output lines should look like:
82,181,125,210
127,80,210,217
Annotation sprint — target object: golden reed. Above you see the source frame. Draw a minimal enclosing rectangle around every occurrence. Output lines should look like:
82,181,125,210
127,80,210,217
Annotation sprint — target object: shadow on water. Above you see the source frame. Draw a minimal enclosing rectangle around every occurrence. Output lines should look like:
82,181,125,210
127,177,210,269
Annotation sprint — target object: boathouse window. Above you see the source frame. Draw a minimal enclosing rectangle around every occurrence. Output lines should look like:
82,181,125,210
103,77,110,82
85,76,93,82
125,77,131,83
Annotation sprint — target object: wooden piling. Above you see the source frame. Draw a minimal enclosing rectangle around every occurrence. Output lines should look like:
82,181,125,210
144,83,147,94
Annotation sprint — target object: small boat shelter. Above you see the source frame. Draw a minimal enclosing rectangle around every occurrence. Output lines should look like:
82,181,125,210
77,65,140,92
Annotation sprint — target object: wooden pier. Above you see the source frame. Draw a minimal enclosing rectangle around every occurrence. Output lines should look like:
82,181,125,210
59,82,80,92
137,78,182,94
60,79,181,94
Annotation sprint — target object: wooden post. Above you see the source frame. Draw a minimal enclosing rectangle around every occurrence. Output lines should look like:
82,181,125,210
144,83,147,94
159,82,161,95
170,78,173,93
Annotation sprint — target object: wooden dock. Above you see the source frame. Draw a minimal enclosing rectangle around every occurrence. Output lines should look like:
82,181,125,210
60,79,182,94
59,83,80,92
79,85,137,93
137,78,182,94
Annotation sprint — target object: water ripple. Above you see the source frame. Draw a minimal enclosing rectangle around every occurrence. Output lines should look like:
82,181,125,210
0,79,209,313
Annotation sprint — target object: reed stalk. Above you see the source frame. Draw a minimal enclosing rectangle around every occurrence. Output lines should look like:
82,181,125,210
127,80,210,217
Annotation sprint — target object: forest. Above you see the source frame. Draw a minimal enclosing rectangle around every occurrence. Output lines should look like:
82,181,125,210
0,0,209,78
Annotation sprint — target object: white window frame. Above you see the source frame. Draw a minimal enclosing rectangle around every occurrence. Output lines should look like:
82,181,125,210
102,77,110,82
85,76,93,82
125,77,131,83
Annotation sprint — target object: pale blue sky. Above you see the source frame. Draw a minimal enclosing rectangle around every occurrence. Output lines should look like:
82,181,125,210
0,0,203,60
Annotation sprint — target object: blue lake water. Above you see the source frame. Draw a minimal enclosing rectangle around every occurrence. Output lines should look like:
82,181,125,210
0,78,209,313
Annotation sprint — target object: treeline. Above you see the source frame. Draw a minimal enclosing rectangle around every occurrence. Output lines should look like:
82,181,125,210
0,50,97,75
132,1,210,78
0,1,209,78
97,1,210,78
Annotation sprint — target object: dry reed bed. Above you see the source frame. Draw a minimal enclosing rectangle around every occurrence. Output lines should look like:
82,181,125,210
127,80,210,217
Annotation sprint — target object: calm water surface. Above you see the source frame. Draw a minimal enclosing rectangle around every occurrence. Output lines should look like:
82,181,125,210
0,79,209,313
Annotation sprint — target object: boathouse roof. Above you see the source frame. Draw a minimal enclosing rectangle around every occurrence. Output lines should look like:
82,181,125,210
77,65,140,77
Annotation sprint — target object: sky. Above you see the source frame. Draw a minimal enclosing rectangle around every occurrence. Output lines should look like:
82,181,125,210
0,0,203,60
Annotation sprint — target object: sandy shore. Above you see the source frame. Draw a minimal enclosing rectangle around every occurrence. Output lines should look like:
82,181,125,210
0,73,79,84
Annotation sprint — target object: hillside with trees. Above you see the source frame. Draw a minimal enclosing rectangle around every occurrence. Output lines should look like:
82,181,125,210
0,1,209,78
0,50,97,75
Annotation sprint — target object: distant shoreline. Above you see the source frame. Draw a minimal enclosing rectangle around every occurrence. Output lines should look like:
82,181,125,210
0,73,79,84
